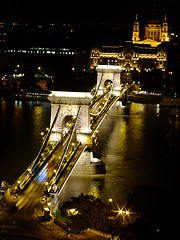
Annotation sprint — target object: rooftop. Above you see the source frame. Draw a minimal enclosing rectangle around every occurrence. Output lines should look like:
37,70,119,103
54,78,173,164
100,42,158,54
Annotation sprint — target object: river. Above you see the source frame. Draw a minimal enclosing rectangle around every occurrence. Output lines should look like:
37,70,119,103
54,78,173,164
0,99,180,205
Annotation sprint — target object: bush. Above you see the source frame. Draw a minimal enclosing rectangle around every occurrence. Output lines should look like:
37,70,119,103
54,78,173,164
60,193,111,233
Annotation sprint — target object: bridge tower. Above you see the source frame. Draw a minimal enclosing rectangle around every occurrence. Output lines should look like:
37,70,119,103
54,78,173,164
95,65,122,96
48,91,105,174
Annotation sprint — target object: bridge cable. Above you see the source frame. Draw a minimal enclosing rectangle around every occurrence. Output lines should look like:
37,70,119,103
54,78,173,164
50,106,81,188
93,71,103,98
56,144,87,196
17,105,61,190
31,105,61,172
90,72,116,117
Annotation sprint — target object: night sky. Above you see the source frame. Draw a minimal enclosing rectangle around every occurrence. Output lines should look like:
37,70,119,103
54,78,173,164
1,0,180,25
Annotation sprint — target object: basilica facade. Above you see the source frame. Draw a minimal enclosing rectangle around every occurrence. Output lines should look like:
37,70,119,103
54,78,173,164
132,6,169,47
90,5,169,81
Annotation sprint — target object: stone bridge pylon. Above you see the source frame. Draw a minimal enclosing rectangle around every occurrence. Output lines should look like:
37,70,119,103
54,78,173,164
48,91,105,174
95,65,122,97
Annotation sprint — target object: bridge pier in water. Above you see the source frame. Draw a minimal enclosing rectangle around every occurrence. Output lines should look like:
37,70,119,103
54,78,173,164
96,65,122,97
48,91,105,174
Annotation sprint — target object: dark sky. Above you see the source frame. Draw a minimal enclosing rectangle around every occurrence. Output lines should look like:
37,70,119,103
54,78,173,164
1,0,180,25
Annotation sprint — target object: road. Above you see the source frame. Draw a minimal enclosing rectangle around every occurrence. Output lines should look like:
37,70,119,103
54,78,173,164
0,180,68,240
0,90,127,239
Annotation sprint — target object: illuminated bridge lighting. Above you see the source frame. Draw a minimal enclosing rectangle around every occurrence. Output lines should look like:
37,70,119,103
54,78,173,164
8,75,130,206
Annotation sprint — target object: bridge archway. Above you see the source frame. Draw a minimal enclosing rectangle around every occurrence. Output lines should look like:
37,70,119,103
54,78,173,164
48,91,105,174
96,65,122,96
49,91,93,143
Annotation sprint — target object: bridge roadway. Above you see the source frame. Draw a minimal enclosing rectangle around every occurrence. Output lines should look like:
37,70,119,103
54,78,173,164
8,83,129,199
2,82,131,239
6,85,131,199
7,106,81,196
2,113,82,239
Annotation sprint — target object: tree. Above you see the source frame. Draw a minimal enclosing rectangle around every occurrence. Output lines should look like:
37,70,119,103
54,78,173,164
61,193,111,233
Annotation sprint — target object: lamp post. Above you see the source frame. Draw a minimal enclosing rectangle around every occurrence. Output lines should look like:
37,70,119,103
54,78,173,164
109,198,113,208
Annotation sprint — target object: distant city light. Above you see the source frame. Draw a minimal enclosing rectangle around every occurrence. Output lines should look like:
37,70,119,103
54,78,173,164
3,47,78,55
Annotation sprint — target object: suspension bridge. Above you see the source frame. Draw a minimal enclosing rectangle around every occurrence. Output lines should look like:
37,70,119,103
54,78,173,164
5,65,133,213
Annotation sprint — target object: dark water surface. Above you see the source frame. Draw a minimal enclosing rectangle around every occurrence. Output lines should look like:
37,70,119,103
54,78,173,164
0,100,180,204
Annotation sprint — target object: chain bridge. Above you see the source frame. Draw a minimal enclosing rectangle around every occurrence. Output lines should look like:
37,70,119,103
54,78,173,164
5,65,132,214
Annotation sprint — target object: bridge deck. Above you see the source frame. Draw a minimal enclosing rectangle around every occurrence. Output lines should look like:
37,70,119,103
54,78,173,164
7,83,131,202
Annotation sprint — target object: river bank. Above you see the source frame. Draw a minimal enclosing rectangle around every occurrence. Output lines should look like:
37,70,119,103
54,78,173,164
0,89,49,101
1,88,180,108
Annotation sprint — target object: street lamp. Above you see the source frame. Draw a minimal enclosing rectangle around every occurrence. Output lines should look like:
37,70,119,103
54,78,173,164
119,209,123,214
45,182,48,194
109,198,113,207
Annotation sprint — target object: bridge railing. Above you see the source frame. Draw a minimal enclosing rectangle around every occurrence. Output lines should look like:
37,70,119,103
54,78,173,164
50,106,81,187
49,143,87,196
9,106,61,194
91,95,119,136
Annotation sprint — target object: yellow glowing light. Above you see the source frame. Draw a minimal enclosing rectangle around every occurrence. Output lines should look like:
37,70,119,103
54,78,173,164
109,198,112,203
49,91,92,99
44,207,50,211
68,208,79,216
119,209,123,214
126,211,129,215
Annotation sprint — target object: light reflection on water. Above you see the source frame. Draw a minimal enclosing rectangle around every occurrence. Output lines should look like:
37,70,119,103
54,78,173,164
0,100,180,204
60,102,180,203
0,100,50,182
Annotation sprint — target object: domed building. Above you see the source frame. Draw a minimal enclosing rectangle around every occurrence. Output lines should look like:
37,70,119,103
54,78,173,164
90,4,168,79
132,4,169,47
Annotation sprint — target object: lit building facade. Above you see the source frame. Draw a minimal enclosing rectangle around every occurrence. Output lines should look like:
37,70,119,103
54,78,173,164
90,6,168,81
132,4,169,47
90,44,167,77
